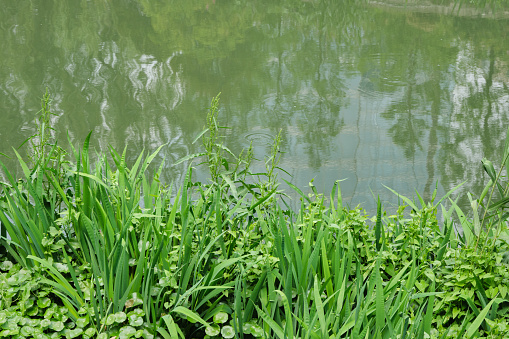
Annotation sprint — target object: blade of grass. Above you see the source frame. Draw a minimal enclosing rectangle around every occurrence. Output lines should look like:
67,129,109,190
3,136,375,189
466,298,499,339
375,196,382,251
375,257,385,333
312,276,326,337
423,280,435,337
254,304,285,339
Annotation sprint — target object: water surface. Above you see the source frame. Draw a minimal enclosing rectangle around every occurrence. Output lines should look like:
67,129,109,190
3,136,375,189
1,0,508,212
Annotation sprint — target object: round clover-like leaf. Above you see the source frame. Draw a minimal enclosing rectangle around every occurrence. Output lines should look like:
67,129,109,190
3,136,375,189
20,325,34,336
55,307,68,323
1,328,19,337
205,324,220,336
83,286,91,301
114,311,127,323
37,289,50,298
150,286,160,297
119,325,137,339
37,297,51,308
249,323,264,337
53,263,69,273
44,307,54,320
33,332,48,339
85,328,96,336
5,315,21,329
24,298,35,309
83,327,97,339
97,333,108,339
6,269,30,286
78,306,90,315
67,320,76,329
76,316,89,328
37,289,51,298
31,327,44,336
128,314,143,327
50,320,64,331
24,317,38,327
213,312,229,324
27,306,38,316
69,328,83,338
40,319,51,328
105,314,116,326
142,329,154,339
221,325,235,338
127,308,145,317
135,329,144,338
0,312,6,325
0,261,13,271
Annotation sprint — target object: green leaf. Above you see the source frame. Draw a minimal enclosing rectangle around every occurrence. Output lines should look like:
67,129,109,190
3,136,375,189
466,298,500,338
254,304,285,339
213,312,229,324
69,328,83,338
106,314,116,326
76,316,89,328
312,277,326,337
84,328,97,337
375,196,383,251
375,258,385,333
0,261,13,271
69,170,110,190
423,280,436,337
119,325,137,339
50,321,64,331
37,297,52,308
383,185,418,211
206,324,220,336
172,306,209,328
113,312,127,323
410,292,445,299
221,325,235,338
282,178,311,203
249,323,264,337
173,152,207,166
161,314,182,339
20,326,34,336
249,186,279,211
27,256,84,307
128,314,144,327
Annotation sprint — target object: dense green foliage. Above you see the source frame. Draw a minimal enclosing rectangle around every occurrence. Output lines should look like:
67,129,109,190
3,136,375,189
1,94,509,338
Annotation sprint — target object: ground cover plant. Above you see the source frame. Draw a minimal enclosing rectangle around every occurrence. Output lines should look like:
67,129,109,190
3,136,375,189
0,92,509,338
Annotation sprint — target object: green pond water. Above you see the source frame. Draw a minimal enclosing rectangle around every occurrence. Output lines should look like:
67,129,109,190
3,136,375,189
1,0,508,212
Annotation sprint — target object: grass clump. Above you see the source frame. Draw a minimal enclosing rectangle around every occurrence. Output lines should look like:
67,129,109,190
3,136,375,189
0,92,509,338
